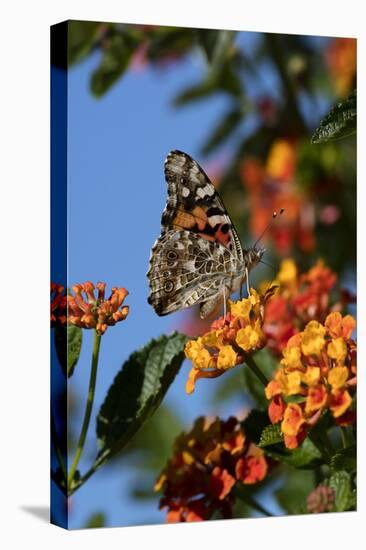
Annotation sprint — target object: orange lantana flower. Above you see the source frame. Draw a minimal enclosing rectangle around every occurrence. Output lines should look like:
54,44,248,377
67,282,129,334
265,312,356,449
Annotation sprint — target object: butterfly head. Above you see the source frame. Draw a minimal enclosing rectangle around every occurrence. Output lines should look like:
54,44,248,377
247,246,265,268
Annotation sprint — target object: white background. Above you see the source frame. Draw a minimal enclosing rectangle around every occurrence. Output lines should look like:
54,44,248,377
0,0,364,548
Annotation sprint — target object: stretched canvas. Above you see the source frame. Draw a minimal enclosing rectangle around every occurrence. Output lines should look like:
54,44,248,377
51,20,357,529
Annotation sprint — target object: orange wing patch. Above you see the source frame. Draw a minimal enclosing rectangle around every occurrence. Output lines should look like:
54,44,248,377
172,206,208,231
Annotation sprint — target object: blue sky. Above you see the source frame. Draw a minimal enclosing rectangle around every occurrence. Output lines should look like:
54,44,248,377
59,30,331,529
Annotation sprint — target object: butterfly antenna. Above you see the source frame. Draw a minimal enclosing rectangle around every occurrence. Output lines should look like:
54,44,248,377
253,208,284,248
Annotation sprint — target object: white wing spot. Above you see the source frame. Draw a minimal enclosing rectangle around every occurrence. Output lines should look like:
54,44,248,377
182,186,190,198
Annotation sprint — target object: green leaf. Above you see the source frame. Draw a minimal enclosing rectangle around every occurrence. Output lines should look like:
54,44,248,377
146,28,193,61
196,29,222,62
91,33,135,97
84,512,106,529
241,410,269,444
96,332,187,458
328,470,352,512
330,446,356,474
54,324,82,377
258,423,283,447
265,437,322,468
311,90,356,143
275,468,315,514
201,109,243,154
68,21,101,66
174,62,241,107
173,78,217,106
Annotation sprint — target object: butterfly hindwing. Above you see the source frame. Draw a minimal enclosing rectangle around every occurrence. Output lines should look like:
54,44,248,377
147,229,235,316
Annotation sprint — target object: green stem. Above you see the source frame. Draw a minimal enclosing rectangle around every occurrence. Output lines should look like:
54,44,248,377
244,354,269,386
340,427,348,449
68,330,102,492
51,408,67,482
234,485,273,517
68,451,110,496
265,34,307,135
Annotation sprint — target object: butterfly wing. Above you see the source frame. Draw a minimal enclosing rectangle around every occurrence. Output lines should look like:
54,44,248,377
147,150,244,318
161,150,244,260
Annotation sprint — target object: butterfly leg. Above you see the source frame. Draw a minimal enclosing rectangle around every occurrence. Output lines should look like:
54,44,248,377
245,267,250,296
223,286,227,319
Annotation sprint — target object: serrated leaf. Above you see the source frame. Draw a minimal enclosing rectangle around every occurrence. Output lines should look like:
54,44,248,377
54,323,82,377
265,437,322,468
201,109,243,155
311,90,356,143
258,423,283,447
328,470,352,512
96,333,187,458
91,33,135,97
330,446,356,474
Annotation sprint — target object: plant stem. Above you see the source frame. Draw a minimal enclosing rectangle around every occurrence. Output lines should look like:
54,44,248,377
51,408,67,482
244,354,269,386
340,427,348,449
68,450,110,496
234,485,273,517
68,330,102,492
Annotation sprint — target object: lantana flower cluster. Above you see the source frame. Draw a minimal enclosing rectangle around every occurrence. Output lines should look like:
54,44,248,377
240,139,316,256
51,282,67,326
67,282,129,335
265,312,356,449
155,417,269,522
184,288,276,394
263,258,353,355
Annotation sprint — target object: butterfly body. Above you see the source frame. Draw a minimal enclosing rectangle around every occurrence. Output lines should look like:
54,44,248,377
147,150,264,318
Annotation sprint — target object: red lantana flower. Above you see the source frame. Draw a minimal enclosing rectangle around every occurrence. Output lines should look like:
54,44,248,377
155,417,269,522
51,282,67,326
262,259,354,355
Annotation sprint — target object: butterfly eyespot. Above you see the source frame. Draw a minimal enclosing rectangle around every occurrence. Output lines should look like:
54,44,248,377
164,280,174,293
167,250,178,260
163,270,171,278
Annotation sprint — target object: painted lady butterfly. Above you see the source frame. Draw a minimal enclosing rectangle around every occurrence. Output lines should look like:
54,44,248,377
147,150,265,318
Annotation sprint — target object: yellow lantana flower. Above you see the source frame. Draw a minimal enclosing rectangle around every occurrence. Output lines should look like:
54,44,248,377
278,258,297,287
236,321,264,352
327,337,347,364
302,366,320,386
229,298,251,319
301,321,326,356
280,345,302,370
193,348,213,370
217,346,237,370
328,366,349,390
